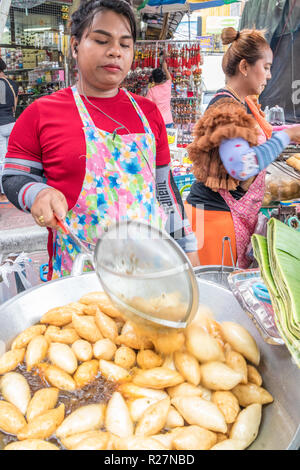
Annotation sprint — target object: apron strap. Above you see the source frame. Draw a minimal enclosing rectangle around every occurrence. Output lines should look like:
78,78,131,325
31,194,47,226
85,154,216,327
71,85,153,136
121,88,153,135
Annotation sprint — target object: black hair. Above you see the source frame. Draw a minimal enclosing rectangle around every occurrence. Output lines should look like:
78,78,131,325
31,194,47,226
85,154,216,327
70,0,137,43
151,68,166,84
0,58,7,72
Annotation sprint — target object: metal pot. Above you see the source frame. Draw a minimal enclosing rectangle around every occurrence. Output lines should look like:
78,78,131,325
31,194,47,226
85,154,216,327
0,272,299,450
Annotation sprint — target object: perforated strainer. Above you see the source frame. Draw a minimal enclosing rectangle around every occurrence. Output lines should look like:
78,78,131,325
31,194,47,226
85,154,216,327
63,220,199,329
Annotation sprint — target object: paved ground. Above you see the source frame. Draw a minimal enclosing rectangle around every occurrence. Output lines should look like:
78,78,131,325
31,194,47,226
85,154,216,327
0,200,36,230
0,201,49,300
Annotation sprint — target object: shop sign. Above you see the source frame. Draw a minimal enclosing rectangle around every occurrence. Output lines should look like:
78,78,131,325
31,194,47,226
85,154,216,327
206,16,240,34
196,35,214,49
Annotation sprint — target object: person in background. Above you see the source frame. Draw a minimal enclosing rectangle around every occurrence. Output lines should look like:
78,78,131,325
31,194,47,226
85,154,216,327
2,0,199,280
0,58,18,201
185,27,300,269
146,54,174,128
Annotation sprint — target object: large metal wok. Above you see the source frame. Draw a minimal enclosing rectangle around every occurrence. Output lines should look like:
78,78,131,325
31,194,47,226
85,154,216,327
0,272,299,450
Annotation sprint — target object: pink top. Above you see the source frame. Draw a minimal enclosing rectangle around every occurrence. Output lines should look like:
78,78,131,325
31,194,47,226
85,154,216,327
146,79,173,125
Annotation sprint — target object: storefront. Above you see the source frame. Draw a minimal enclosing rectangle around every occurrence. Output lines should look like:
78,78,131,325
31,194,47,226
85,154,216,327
0,1,72,117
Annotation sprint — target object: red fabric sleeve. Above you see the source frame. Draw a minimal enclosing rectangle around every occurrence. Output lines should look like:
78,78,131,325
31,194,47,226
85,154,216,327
7,101,42,163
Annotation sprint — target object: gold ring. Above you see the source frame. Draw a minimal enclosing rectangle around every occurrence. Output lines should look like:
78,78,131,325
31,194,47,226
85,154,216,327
38,215,45,224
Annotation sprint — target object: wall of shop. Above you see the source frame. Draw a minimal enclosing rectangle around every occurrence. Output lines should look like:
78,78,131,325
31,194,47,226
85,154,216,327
0,1,72,117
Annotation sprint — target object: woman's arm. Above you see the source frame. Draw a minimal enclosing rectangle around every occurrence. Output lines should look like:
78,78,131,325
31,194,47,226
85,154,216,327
162,60,172,82
219,131,291,181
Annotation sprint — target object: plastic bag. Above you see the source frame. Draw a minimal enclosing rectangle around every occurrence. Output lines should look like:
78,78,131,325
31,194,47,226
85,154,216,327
245,212,269,264
263,165,300,206
0,252,40,304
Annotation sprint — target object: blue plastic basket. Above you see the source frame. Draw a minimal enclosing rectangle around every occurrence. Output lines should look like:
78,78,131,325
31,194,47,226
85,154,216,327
173,173,196,193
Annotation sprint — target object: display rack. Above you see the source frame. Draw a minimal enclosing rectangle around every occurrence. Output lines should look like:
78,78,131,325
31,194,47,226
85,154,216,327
122,40,204,147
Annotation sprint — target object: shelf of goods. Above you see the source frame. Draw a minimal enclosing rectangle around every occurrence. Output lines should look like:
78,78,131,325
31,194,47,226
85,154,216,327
0,46,66,117
122,41,203,146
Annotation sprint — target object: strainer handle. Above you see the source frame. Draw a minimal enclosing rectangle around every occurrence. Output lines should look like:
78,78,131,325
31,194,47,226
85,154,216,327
221,236,236,273
71,253,94,277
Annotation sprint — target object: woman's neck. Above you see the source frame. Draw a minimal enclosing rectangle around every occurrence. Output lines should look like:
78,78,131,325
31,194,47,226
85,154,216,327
225,78,248,104
0,72,6,78
76,80,119,98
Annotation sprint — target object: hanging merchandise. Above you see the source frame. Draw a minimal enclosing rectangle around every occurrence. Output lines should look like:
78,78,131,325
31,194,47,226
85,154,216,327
123,40,203,147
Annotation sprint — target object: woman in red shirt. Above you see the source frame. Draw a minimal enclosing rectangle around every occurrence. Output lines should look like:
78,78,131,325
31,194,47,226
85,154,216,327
3,0,198,279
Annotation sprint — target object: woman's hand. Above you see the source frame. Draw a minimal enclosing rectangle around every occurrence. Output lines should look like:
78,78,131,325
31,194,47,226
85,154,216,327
284,125,300,143
31,188,68,229
186,251,201,268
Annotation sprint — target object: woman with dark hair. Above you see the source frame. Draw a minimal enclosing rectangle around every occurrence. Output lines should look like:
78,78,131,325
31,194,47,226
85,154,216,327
146,55,173,128
3,0,198,280
185,27,300,268
0,57,18,199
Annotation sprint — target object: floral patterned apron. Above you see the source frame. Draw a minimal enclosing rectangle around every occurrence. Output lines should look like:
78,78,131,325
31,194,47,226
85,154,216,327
51,86,165,279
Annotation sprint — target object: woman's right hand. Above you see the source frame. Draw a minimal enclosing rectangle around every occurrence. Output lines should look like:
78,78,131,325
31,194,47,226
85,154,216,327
284,125,300,143
31,187,68,229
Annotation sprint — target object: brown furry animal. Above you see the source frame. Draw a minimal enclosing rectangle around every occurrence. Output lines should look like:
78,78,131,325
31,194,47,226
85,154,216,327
188,97,261,192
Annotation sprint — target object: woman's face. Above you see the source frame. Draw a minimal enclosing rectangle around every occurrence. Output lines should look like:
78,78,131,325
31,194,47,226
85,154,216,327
245,47,273,95
73,9,134,95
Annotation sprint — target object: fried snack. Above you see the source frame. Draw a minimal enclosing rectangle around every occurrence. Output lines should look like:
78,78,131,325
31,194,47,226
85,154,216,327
135,397,170,436
165,405,184,429
185,326,225,363
0,372,31,415
11,325,46,350
98,359,131,383
26,335,49,371
40,302,85,327
114,346,136,369
95,309,118,341
44,326,80,344
72,432,110,450
220,322,260,365
230,404,262,448
173,351,201,386
172,425,217,450
231,383,273,407
56,404,105,439
4,439,60,450
48,343,78,375
136,350,163,370
225,350,248,385
73,360,99,388
132,367,184,389
286,156,300,172
0,348,25,375
171,396,227,433
37,363,76,391
247,365,263,386
26,388,59,422
93,338,117,360
211,391,240,424
127,397,158,423
0,400,27,434
60,430,110,450
72,313,103,343
71,340,93,362
79,291,123,319
210,439,247,450
114,435,168,450
200,362,243,391
118,383,168,401
151,433,174,450
105,391,133,438
167,382,210,400
17,404,65,441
